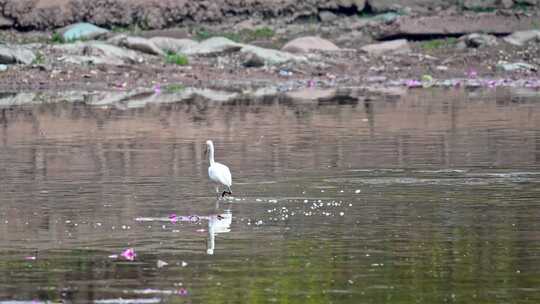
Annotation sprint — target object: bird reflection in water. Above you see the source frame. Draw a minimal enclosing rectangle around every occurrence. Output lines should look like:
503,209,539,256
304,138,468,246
135,207,233,255
206,209,232,255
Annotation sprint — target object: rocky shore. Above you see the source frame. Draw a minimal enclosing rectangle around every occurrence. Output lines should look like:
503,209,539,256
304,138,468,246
0,0,538,103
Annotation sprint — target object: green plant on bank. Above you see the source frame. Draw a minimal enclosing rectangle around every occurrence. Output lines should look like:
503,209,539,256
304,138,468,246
165,51,189,66
51,32,64,44
223,32,243,42
50,32,91,44
195,28,213,41
358,10,376,18
248,27,275,40
32,52,45,65
419,37,458,51
164,83,185,93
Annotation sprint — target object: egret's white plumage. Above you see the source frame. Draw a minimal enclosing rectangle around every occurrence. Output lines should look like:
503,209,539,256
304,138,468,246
206,140,232,197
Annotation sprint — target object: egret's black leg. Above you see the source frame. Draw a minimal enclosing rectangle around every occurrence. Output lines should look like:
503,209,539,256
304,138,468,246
221,190,232,198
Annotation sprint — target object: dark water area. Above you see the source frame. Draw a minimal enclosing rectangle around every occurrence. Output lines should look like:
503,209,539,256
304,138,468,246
0,88,539,303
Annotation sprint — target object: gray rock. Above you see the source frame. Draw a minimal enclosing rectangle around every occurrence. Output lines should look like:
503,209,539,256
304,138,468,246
149,37,197,53
86,42,143,64
360,39,410,55
60,23,109,41
319,11,338,23
60,55,123,66
54,41,142,65
282,36,341,53
368,12,402,24
0,45,36,65
496,61,537,72
183,37,243,56
0,16,14,28
108,35,165,56
503,30,540,46
459,33,498,48
462,0,498,9
240,45,305,65
146,35,303,64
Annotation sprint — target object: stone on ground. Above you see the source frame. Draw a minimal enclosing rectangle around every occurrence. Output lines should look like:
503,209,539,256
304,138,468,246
54,41,142,65
282,36,340,53
60,23,109,41
503,30,540,46
182,37,243,56
241,45,306,65
0,45,36,64
458,33,498,48
149,37,198,53
108,35,165,56
360,39,410,55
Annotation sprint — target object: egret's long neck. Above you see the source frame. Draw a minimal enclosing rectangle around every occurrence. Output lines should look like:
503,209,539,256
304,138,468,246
208,143,215,165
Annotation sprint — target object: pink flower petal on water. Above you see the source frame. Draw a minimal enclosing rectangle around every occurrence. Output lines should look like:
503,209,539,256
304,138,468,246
121,248,136,261
24,256,36,261
177,288,188,296
467,69,478,78
169,213,178,224
154,84,161,94
487,80,497,88
405,79,422,88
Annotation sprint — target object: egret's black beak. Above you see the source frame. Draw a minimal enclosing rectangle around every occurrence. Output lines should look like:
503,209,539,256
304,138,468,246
204,146,208,156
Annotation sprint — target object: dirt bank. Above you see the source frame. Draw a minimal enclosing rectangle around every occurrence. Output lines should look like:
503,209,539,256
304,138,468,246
0,5,538,95
1,0,539,30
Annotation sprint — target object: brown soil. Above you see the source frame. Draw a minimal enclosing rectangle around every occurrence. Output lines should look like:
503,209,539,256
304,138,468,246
0,39,538,93
0,8,539,93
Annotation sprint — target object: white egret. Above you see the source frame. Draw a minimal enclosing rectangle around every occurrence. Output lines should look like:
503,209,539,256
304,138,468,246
205,140,232,198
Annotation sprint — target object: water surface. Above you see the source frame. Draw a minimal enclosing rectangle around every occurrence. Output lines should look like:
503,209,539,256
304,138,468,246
0,89,539,303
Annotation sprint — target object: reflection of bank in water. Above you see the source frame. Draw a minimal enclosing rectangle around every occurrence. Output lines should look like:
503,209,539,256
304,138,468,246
207,210,232,255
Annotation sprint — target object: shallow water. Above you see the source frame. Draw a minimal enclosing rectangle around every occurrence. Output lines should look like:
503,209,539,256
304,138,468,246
0,88,539,303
